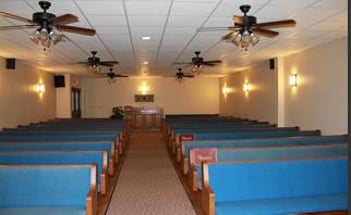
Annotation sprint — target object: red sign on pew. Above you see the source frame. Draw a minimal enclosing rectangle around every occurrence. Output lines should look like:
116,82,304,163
194,148,218,165
179,134,195,144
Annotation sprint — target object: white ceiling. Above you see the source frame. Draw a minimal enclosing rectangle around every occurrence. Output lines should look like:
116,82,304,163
0,0,347,77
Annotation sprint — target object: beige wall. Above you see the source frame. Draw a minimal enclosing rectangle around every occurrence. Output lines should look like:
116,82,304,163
56,74,72,118
219,38,347,135
220,60,278,124
283,38,347,135
0,58,56,129
81,77,219,118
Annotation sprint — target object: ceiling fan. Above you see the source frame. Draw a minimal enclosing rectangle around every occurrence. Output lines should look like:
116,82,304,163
198,5,296,50
173,51,222,70
175,68,194,80
0,1,96,50
78,51,119,73
98,68,128,84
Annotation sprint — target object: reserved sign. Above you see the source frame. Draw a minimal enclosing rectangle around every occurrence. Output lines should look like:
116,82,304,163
194,148,218,165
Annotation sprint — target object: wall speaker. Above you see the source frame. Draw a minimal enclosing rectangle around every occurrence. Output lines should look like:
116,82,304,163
6,58,16,70
269,58,275,70
54,75,65,88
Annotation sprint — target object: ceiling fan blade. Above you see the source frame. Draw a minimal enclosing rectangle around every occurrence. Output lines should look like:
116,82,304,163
0,12,35,24
252,28,279,38
49,14,78,25
221,30,239,40
256,19,296,29
233,15,243,26
172,62,192,65
116,74,128,77
56,25,96,36
101,61,119,65
197,26,236,32
204,60,222,64
0,24,37,30
183,74,194,78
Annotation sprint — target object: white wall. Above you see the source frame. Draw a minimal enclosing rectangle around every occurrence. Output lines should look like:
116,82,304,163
0,58,56,129
81,77,219,118
283,38,347,135
219,60,278,124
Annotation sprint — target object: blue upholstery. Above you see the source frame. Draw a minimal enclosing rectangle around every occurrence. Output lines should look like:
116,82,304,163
184,135,346,158
194,144,347,189
0,134,116,142
207,157,347,214
0,142,114,161
173,126,295,136
216,195,346,215
0,207,85,215
0,151,106,192
0,165,93,207
194,130,318,141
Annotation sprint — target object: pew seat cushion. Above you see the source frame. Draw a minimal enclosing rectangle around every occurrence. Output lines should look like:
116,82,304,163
216,194,347,215
0,207,85,215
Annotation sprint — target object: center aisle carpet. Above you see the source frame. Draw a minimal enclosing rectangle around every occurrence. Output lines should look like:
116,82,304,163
106,131,196,215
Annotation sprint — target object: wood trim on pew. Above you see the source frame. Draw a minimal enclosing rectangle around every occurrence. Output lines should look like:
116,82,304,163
101,151,108,195
201,161,214,215
86,164,98,215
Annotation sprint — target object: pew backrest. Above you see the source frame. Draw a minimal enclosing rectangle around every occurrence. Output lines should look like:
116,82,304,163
0,164,97,215
0,151,108,194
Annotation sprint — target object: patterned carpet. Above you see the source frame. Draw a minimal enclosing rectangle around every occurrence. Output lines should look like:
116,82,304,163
106,131,196,215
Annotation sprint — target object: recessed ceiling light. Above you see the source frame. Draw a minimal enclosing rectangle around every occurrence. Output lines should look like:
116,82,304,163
143,61,149,65
142,36,151,40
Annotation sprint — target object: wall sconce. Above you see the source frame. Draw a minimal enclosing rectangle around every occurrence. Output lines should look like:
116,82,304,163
289,74,297,87
243,82,250,92
139,83,149,95
222,85,233,95
37,83,45,93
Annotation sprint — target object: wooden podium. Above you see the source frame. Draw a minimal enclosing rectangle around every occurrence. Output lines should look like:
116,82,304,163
127,107,163,130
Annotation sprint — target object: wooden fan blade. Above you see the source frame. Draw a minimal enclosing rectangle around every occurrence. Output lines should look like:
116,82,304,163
101,61,119,65
233,15,243,26
221,31,239,40
172,62,192,65
183,74,194,78
252,28,279,38
56,25,96,36
0,12,35,24
50,14,78,25
116,74,128,78
204,60,222,64
256,19,296,29
197,26,236,32
0,24,37,30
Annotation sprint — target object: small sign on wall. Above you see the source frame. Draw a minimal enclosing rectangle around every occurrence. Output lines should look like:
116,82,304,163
135,94,154,102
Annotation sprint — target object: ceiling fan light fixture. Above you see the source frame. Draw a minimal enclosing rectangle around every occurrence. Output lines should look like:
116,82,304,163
231,30,259,51
29,27,66,51
87,64,101,74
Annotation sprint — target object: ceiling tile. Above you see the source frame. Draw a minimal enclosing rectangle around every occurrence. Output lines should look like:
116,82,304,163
125,1,171,15
170,2,218,16
75,1,125,15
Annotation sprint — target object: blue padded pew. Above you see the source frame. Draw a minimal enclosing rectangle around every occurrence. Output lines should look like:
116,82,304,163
0,164,97,215
167,124,276,147
181,135,347,174
0,133,123,157
0,141,116,175
0,131,125,155
201,156,347,215
170,126,298,151
175,130,320,161
0,151,108,195
166,121,270,137
189,144,347,191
